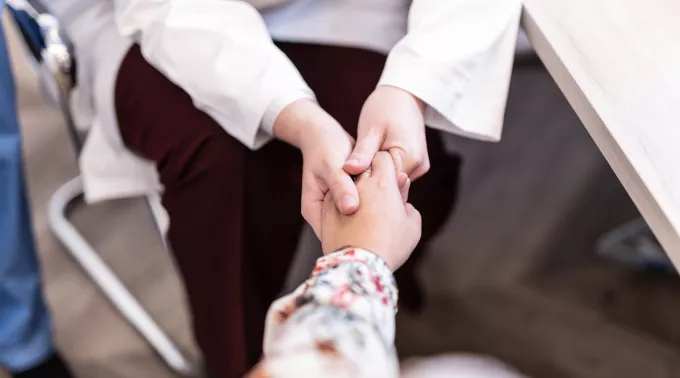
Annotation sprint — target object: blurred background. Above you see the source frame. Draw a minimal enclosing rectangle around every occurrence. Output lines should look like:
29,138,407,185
4,11,680,378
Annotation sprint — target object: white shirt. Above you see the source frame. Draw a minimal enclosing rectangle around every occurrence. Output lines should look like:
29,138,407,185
45,0,522,202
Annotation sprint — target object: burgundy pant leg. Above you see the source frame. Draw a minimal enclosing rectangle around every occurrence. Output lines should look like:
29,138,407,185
116,45,254,377
115,45,308,377
241,139,305,367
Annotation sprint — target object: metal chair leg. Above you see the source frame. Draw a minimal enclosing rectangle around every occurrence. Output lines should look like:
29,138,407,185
145,192,169,252
48,176,197,376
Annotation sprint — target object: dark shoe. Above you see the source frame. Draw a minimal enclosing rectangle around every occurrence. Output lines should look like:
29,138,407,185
12,353,73,378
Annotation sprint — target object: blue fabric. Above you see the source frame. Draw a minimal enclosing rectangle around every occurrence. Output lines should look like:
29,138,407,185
6,6,45,61
0,10,55,373
10,8,44,49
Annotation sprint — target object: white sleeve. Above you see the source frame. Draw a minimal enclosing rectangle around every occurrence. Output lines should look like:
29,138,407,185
379,0,523,142
113,0,315,149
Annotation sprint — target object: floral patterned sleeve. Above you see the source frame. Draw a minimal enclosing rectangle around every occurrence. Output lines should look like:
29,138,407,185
253,247,400,378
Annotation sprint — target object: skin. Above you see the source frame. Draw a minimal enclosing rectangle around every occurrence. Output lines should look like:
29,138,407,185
272,99,358,237
320,151,421,271
344,85,429,180
272,85,428,237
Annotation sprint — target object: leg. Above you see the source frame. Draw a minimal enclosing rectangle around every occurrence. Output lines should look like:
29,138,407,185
281,43,462,311
0,22,69,377
241,139,305,367
115,45,305,377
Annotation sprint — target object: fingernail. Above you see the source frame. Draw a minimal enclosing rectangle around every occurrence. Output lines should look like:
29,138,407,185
342,195,358,211
345,159,360,166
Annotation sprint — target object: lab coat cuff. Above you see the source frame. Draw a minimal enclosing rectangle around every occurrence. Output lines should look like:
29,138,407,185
378,54,502,142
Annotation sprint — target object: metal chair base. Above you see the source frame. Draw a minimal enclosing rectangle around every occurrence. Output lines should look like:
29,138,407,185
47,176,197,376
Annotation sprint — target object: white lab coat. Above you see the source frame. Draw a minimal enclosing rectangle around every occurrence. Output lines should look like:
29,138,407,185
45,0,522,203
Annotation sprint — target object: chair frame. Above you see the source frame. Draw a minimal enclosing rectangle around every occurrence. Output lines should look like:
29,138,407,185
5,2,196,376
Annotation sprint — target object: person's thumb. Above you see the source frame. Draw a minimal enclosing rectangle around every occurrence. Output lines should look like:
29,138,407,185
328,170,361,215
343,129,382,175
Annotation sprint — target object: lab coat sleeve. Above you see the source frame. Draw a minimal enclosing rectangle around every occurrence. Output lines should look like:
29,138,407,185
112,0,315,149
378,0,523,142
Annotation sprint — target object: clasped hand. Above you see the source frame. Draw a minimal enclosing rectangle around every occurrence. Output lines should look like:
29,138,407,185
273,86,428,266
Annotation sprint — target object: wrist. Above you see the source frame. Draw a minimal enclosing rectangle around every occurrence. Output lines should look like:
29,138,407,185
272,99,318,149
297,112,350,156
377,84,426,116
324,243,395,271
322,247,396,276
314,247,399,311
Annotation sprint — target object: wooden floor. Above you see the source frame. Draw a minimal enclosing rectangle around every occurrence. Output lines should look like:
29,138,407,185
5,17,680,378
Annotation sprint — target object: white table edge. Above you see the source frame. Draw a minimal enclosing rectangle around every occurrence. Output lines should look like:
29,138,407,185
520,4,680,266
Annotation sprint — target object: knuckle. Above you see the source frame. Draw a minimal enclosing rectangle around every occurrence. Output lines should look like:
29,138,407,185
414,153,425,165
414,208,423,222
399,147,425,173
411,214,422,231
420,159,431,174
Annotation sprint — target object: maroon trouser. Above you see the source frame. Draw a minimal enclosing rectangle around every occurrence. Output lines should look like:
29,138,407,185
115,43,461,378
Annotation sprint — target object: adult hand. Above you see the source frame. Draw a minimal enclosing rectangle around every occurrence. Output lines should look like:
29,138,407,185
273,100,359,237
343,85,430,180
321,152,422,271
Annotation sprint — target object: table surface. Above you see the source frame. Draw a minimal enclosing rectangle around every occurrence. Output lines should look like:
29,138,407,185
522,0,680,265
